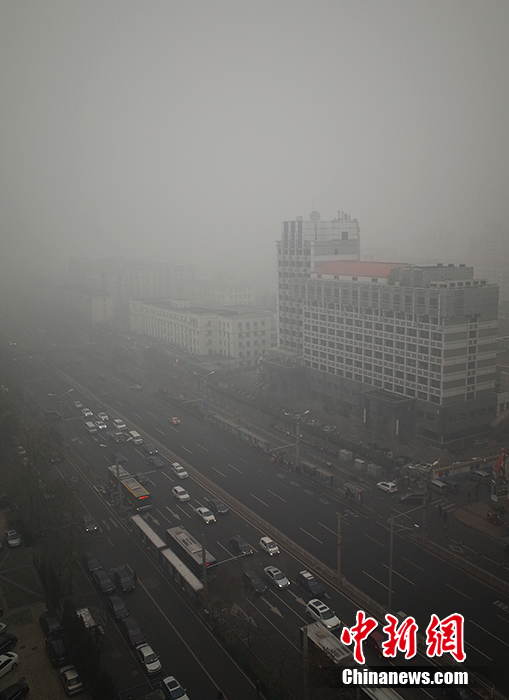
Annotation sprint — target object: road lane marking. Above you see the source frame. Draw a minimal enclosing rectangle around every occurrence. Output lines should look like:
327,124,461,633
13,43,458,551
165,506,180,519
251,493,269,507
221,447,230,453
299,527,323,544
212,467,227,478
466,642,492,661
156,508,172,524
445,583,471,599
318,522,336,536
161,471,174,483
382,564,415,586
469,620,509,648
116,401,124,406
227,463,243,474
155,427,165,435
176,504,191,518
363,571,388,590
147,411,157,418
402,557,425,571
268,490,286,502
366,534,385,547
239,457,249,464
168,425,180,433
181,446,193,454
196,443,208,451
134,412,143,420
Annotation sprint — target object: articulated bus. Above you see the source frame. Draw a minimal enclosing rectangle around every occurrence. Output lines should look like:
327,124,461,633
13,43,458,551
130,514,203,602
107,466,152,511
165,526,217,580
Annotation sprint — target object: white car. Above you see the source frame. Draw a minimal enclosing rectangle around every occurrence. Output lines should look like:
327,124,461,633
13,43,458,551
171,462,188,479
95,420,107,430
59,664,83,695
81,408,93,417
97,412,109,421
135,643,162,675
323,425,337,433
161,676,190,700
264,565,290,589
259,536,280,555
306,598,341,630
377,481,398,494
0,652,19,679
5,530,21,548
196,507,216,524
73,400,83,409
113,418,126,430
173,486,190,502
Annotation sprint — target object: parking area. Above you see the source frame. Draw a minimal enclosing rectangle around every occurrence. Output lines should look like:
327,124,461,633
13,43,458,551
0,512,92,699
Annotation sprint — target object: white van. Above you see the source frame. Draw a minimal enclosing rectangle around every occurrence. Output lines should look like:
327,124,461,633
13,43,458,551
128,430,143,445
85,421,97,434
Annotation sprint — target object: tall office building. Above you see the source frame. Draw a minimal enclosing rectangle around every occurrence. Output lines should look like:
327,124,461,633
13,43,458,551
277,211,361,352
275,212,499,444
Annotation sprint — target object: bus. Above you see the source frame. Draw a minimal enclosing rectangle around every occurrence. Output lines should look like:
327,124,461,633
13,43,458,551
165,526,217,580
107,466,152,511
130,515,203,602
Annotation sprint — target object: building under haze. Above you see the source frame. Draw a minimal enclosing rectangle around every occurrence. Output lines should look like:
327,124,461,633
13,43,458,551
277,211,361,352
68,258,196,324
274,214,499,443
130,299,276,369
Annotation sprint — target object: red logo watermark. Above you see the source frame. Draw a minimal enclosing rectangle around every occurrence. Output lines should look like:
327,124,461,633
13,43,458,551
340,612,465,664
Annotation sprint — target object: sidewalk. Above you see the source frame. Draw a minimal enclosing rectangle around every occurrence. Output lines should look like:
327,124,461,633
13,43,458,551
455,501,509,542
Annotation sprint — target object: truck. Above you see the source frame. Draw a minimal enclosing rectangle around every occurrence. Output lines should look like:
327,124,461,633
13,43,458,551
128,430,143,445
76,607,105,636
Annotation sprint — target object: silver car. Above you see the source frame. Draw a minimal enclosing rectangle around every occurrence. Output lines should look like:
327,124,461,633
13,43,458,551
264,565,290,589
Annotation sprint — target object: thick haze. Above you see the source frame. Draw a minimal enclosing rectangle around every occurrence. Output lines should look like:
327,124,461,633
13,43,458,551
1,1,508,284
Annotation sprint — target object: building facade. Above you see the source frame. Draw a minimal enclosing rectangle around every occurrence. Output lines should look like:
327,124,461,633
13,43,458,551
277,211,361,353
275,213,499,444
130,300,276,369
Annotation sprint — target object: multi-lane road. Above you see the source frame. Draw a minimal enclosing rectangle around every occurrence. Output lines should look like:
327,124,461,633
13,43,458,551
10,344,509,698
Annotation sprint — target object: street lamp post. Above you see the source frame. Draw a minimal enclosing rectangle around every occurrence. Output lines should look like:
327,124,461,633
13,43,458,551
203,370,215,399
295,410,310,470
387,504,422,609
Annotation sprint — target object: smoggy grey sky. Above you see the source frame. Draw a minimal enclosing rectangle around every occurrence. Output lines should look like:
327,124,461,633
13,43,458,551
1,1,508,284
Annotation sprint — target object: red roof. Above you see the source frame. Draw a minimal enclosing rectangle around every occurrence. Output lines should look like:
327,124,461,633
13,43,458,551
313,261,409,278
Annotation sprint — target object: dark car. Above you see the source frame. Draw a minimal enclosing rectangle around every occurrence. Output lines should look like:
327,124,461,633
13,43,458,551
45,634,69,667
121,617,145,647
399,492,424,505
107,595,130,621
0,635,17,656
135,472,149,485
0,681,30,700
229,535,254,556
147,455,165,469
205,497,228,515
82,515,98,532
143,443,158,455
296,570,326,598
82,552,102,574
113,565,136,592
111,452,127,464
243,570,267,595
39,611,63,637
92,570,116,595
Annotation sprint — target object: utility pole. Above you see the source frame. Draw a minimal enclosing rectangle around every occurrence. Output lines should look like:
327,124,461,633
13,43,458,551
388,514,394,609
337,511,342,579
302,625,309,700
295,410,309,470
202,533,209,612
